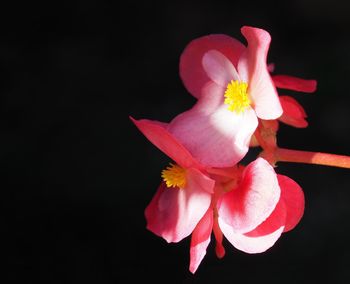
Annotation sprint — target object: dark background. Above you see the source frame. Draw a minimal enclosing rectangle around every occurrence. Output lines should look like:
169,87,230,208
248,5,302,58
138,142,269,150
3,0,350,283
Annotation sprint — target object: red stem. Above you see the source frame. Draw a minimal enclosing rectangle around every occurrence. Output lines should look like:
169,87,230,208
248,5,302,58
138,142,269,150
276,148,350,169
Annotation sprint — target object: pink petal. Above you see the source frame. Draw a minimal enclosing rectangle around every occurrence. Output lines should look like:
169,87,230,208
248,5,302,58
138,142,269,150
202,50,240,87
279,96,308,128
188,167,215,194
180,34,246,99
278,174,305,232
238,26,282,119
244,197,286,238
219,220,284,254
272,75,317,93
218,157,280,233
168,82,258,168
189,208,213,274
130,117,201,169
218,198,286,253
145,170,212,243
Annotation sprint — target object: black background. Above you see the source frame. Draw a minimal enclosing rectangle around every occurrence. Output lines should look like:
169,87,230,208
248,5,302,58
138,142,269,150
3,0,350,283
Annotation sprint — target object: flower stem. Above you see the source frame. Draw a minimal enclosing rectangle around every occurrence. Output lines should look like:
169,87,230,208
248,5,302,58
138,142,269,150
275,148,350,169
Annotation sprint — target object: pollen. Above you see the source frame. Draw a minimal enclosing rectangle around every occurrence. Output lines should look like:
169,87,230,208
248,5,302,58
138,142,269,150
224,80,251,113
161,163,187,189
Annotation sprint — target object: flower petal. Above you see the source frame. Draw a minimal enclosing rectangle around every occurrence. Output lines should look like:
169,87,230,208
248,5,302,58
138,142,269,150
202,50,240,87
218,157,280,233
279,96,308,128
218,197,286,253
244,197,286,238
145,172,212,243
278,174,305,232
180,34,246,98
168,82,258,168
189,208,213,274
272,75,317,93
130,117,201,169
238,26,282,119
219,220,284,254
188,167,215,194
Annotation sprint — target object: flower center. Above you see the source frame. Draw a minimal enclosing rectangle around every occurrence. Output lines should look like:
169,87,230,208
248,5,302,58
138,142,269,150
161,163,186,188
224,80,251,113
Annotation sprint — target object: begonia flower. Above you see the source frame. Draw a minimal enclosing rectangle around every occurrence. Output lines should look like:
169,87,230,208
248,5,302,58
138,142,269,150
167,26,283,168
131,116,305,273
271,69,317,128
190,158,305,273
130,117,215,243
130,24,350,275
217,158,304,255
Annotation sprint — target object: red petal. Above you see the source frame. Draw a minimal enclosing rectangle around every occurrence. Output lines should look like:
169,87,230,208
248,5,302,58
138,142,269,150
189,208,213,274
279,96,308,128
145,176,212,243
238,26,282,119
213,214,226,259
272,75,317,93
278,175,305,232
180,34,246,99
168,82,258,168
130,117,202,169
218,198,286,253
218,158,280,234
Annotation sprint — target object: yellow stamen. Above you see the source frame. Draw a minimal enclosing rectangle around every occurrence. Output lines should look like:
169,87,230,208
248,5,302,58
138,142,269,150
224,80,251,113
161,163,186,189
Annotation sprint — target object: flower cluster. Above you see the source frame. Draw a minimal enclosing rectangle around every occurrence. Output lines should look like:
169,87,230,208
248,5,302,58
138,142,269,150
131,26,349,273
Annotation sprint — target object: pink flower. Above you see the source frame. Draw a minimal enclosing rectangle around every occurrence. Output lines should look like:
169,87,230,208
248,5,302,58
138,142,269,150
190,158,305,273
265,63,317,128
218,158,304,253
131,116,304,273
130,117,215,243
167,26,283,168
272,75,317,128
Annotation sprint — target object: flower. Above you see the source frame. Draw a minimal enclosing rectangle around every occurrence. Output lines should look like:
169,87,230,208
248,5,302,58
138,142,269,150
131,116,305,273
189,158,305,273
130,117,215,243
265,62,317,128
273,75,317,128
217,158,304,255
130,27,310,273
131,117,225,273
167,26,283,168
